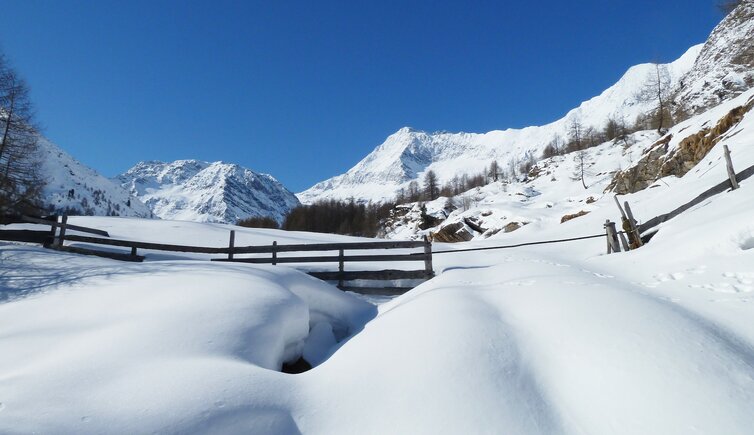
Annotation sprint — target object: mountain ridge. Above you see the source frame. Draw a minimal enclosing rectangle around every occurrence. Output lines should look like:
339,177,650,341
297,44,703,204
115,159,300,224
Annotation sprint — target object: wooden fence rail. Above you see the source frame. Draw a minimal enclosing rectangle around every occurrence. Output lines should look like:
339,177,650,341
214,231,434,294
0,215,434,295
638,162,754,234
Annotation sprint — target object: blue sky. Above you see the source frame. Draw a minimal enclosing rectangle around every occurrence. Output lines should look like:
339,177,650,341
0,0,722,192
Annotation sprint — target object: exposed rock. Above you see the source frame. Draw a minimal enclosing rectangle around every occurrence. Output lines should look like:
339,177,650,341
561,210,590,224
432,222,474,243
672,1,754,120
464,217,487,234
607,98,754,194
503,222,523,233
483,228,501,238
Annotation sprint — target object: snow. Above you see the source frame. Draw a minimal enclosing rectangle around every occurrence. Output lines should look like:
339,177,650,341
3,6,754,433
3,113,754,433
35,137,152,218
298,45,703,204
115,160,300,224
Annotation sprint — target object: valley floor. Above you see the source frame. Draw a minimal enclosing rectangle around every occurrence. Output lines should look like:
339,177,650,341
1,203,753,434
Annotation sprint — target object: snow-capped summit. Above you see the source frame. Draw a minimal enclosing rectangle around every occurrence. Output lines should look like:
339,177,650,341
298,45,702,204
36,137,152,218
116,160,300,224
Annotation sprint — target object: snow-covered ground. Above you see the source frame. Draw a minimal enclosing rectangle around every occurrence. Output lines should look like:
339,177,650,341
2,137,754,435
3,21,754,431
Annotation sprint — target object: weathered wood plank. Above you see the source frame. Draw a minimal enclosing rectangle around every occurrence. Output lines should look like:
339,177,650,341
308,269,432,281
339,286,415,296
228,230,235,260
0,229,52,244
212,252,428,264
724,145,739,190
65,234,426,256
20,215,110,237
423,235,434,277
638,163,754,233
50,245,145,262
56,215,68,247
604,220,620,254
231,240,425,254
623,201,643,248
63,234,230,253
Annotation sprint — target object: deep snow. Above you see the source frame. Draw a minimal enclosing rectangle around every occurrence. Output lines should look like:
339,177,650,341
2,149,754,435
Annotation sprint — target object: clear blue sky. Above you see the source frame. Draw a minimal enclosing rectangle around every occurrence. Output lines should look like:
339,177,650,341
0,0,723,192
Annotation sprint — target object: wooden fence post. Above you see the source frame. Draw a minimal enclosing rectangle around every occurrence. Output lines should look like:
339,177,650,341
56,214,68,247
623,201,643,248
338,248,344,289
45,215,58,247
228,230,235,260
618,232,630,251
130,247,138,257
423,235,433,277
604,220,620,254
272,241,277,265
723,145,739,190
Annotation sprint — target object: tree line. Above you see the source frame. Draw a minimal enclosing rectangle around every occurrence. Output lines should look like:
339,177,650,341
280,199,395,237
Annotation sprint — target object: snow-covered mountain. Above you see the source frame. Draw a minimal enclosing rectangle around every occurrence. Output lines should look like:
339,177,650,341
300,3,753,205
672,1,754,118
298,46,700,204
36,137,152,218
115,160,300,224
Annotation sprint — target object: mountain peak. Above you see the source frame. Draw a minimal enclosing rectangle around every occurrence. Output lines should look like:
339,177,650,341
116,159,299,223
298,43,705,205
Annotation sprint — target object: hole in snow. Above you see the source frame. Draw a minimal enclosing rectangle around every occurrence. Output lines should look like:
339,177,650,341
741,237,754,251
282,357,313,374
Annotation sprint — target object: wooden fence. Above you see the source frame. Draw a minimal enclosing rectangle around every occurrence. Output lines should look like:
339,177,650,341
0,216,434,295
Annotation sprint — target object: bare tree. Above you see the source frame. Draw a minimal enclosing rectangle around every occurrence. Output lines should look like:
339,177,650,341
407,180,421,202
573,150,589,189
541,135,563,158
488,160,500,182
0,53,43,214
566,117,584,153
423,169,439,201
637,63,672,134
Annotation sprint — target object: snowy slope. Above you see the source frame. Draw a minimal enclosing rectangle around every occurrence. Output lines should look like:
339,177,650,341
298,45,701,204
36,137,152,217
383,87,754,242
672,1,754,118
116,160,300,224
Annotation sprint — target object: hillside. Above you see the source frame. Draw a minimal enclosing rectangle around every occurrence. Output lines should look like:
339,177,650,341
36,137,152,218
298,45,701,204
300,3,753,206
382,88,754,242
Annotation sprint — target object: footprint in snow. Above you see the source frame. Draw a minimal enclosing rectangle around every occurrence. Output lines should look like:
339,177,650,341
508,279,536,287
690,282,752,294
654,272,685,282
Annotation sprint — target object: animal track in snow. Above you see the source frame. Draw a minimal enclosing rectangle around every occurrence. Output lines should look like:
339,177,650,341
654,273,685,282
689,272,754,294
507,279,536,287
